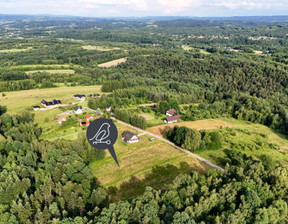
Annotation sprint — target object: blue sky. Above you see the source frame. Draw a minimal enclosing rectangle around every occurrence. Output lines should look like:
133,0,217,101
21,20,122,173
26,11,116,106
0,0,287,17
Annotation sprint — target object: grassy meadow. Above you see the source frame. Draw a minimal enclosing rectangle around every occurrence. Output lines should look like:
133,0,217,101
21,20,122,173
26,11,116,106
0,85,101,113
90,122,209,201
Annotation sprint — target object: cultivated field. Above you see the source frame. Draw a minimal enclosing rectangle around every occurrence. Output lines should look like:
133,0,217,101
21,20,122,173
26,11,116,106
0,85,101,113
98,57,127,67
0,47,33,53
147,119,232,136
90,122,209,201
25,69,75,75
82,45,120,51
10,64,77,71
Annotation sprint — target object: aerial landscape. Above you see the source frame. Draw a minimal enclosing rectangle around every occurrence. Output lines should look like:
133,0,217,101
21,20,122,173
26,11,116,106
0,0,288,223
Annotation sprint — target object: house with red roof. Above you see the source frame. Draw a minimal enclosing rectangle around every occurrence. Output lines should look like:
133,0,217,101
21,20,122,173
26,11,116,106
166,109,177,117
86,114,93,121
58,116,67,125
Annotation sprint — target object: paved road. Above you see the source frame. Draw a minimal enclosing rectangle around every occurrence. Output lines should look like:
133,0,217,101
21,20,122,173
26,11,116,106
113,118,225,172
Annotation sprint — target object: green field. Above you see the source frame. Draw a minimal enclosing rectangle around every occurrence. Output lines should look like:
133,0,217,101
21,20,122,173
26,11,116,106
10,64,79,71
0,85,101,113
0,47,33,53
195,118,288,167
90,122,209,201
82,45,121,51
25,69,75,75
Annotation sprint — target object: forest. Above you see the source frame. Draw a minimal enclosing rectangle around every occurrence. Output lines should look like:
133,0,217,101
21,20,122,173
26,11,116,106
0,16,288,223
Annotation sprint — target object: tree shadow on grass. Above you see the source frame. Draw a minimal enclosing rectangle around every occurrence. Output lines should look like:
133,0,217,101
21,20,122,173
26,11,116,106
107,162,197,203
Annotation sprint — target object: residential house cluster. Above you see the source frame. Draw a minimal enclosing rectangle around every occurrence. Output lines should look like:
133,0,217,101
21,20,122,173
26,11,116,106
73,94,86,100
164,109,181,123
41,99,62,108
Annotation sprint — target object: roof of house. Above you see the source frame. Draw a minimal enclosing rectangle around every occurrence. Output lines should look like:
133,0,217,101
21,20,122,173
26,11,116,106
86,114,92,119
166,108,177,115
74,94,85,98
58,116,66,122
122,131,138,141
42,99,61,106
81,121,90,126
74,106,82,111
165,115,181,122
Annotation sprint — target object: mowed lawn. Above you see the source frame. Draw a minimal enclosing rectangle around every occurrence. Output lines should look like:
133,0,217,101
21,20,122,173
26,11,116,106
147,119,232,136
0,85,101,113
90,122,209,201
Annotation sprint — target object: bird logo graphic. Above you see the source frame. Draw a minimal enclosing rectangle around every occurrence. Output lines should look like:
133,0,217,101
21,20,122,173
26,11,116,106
89,123,111,145
87,118,119,166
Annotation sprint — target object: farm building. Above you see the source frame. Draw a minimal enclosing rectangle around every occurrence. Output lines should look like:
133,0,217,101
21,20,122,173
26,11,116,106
73,94,86,100
166,108,177,117
86,114,93,121
74,106,83,114
164,115,181,124
80,121,90,127
41,99,62,108
33,106,40,111
122,131,139,144
57,116,67,125
106,105,111,112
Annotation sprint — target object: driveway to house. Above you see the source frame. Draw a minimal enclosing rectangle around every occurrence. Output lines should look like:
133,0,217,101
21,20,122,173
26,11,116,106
113,118,225,172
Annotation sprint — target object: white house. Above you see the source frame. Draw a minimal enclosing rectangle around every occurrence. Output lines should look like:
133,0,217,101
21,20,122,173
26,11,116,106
58,116,67,125
106,105,111,112
166,108,177,117
122,131,139,144
74,106,83,114
164,115,181,124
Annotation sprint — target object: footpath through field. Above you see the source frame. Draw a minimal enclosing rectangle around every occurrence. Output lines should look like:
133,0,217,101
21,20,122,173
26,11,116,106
113,118,225,172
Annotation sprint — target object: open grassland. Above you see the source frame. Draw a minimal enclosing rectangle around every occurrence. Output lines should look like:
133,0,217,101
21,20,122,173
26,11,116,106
0,47,33,53
139,113,155,120
90,122,209,201
190,118,288,167
182,45,211,54
82,45,121,51
25,69,75,75
98,57,127,67
0,85,101,114
147,119,232,136
10,64,79,71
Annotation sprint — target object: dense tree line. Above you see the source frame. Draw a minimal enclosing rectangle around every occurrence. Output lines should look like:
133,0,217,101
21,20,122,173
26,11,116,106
164,126,222,152
114,109,147,129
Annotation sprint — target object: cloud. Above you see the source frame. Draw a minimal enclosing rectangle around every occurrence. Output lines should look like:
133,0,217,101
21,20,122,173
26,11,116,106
210,0,283,10
0,0,287,16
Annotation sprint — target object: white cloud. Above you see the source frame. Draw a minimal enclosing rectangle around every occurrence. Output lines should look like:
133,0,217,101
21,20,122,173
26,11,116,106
0,0,287,16
210,1,283,10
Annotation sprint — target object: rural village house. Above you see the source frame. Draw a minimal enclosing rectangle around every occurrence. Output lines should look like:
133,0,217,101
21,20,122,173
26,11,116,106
74,106,83,114
86,114,93,121
41,99,62,108
166,108,177,117
73,94,86,100
33,106,40,111
80,121,90,127
164,115,181,124
122,131,139,143
106,105,111,112
57,116,67,125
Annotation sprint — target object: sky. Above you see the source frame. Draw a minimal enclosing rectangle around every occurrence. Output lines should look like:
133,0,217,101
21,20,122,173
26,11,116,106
0,0,287,17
